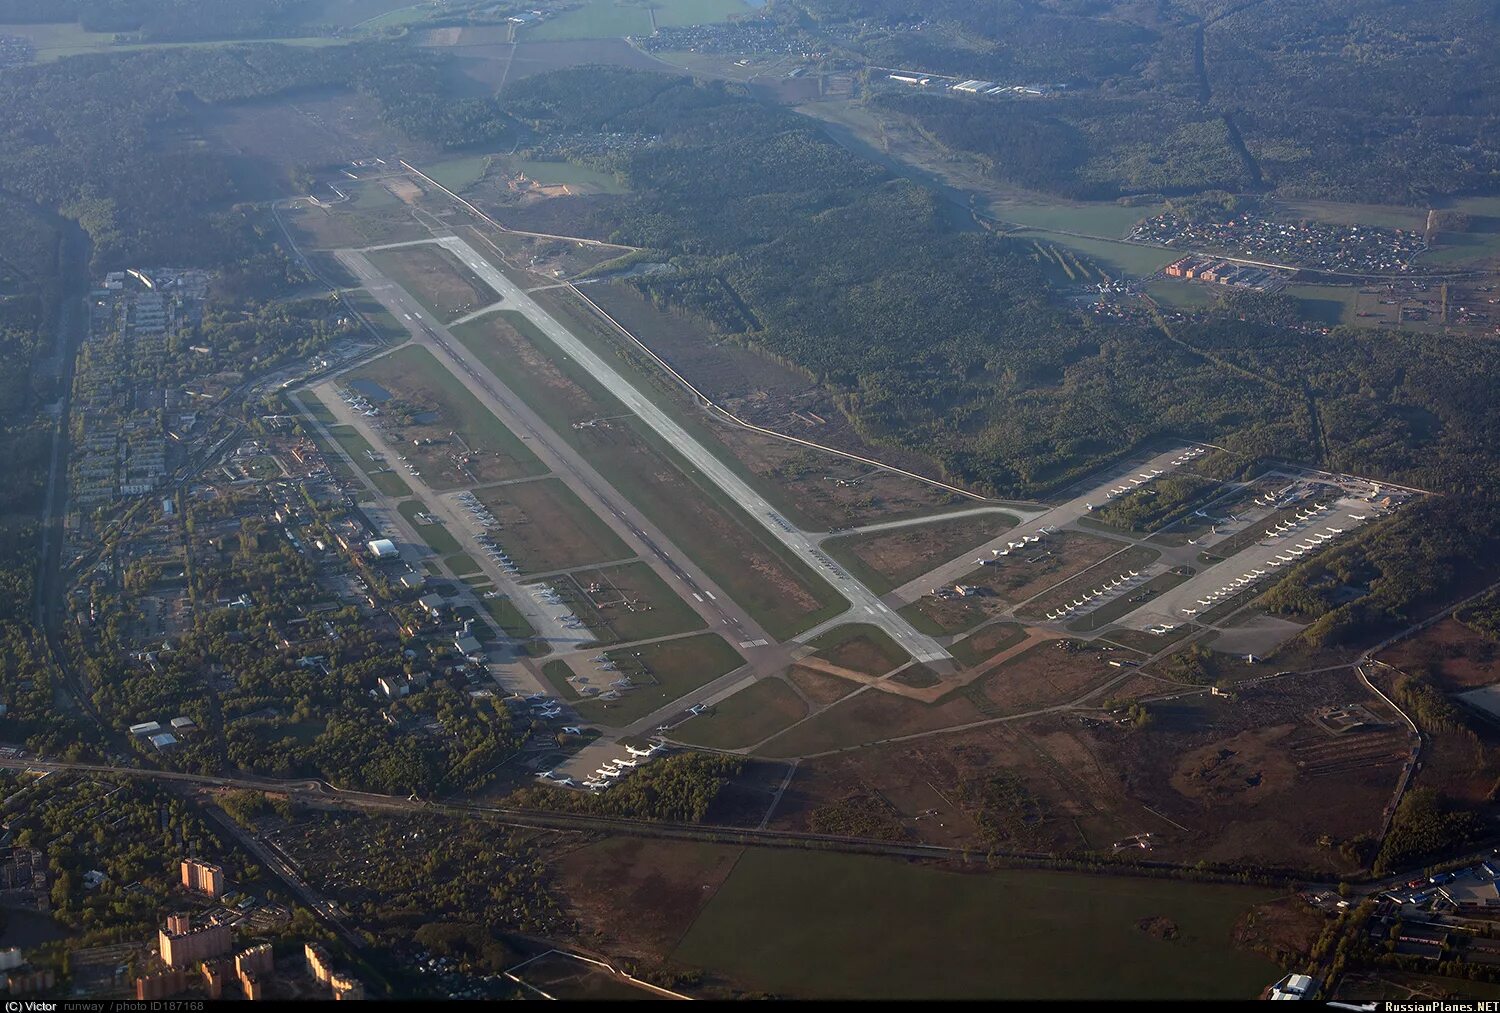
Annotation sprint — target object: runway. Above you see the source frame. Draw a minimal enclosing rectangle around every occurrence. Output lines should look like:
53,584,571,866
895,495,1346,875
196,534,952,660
394,233,954,665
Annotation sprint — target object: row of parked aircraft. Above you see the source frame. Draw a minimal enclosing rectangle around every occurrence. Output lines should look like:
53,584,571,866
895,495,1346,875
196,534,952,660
1179,518,1350,616
1147,622,1180,635
1046,569,1145,620
531,584,585,632
1171,447,1207,466
1103,469,1166,500
335,385,380,417
984,527,1056,562
579,741,668,791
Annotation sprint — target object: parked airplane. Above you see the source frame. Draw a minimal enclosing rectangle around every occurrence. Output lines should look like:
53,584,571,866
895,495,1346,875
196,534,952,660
563,726,584,736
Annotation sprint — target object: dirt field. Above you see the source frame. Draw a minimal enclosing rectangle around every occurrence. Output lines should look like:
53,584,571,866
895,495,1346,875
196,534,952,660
552,836,742,963
958,641,1122,717
951,622,1032,667
808,624,910,676
824,513,1018,594
473,477,631,574
1067,668,1410,872
755,686,986,759
767,719,1144,853
787,666,859,706
760,663,1410,873
351,345,546,489
1377,617,1500,691
366,244,494,322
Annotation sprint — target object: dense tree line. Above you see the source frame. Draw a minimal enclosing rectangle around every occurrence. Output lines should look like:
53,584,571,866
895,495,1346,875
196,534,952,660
818,0,1500,203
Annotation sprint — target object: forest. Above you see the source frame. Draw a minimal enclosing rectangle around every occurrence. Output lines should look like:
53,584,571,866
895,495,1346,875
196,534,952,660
818,0,1500,203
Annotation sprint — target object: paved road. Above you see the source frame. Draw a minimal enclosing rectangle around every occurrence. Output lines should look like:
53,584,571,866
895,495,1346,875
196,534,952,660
415,234,953,665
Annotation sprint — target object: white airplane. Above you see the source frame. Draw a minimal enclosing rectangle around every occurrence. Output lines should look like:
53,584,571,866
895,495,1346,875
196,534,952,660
1328,526,1344,534
555,777,574,787
1129,570,1140,577
1349,513,1367,520
1251,569,1266,577
1046,612,1059,621
626,745,653,757
563,726,584,736
614,758,639,768
1197,599,1212,606
1182,608,1198,615
1276,554,1293,562
536,770,555,780
994,548,1011,557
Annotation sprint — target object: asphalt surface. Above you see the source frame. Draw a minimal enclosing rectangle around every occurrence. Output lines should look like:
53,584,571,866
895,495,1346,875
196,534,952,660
331,247,796,779
418,234,953,665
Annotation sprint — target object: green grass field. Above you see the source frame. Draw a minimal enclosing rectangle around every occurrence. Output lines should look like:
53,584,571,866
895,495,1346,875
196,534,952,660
672,677,808,750
542,659,583,701
423,154,492,194
326,424,412,497
1282,283,1357,326
822,512,1016,595
0,21,344,62
450,309,843,638
473,477,632,574
525,0,752,41
398,500,463,555
445,552,481,576
354,344,547,483
501,157,628,194
340,288,409,344
366,245,495,323
989,198,1161,238
557,561,706,643
483,595,539,643
1010,229,1177,277
673,850,1281,999
574,633,744,726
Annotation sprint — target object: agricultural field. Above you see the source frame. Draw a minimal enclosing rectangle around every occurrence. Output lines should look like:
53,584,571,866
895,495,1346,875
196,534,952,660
547,561,705,644
449,309,843,638
349,345,546,489
365,244,496,323
823,513,1017,594
472,478,631,574
672,677,809,750
573,633,744,726
669,850,1281,999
